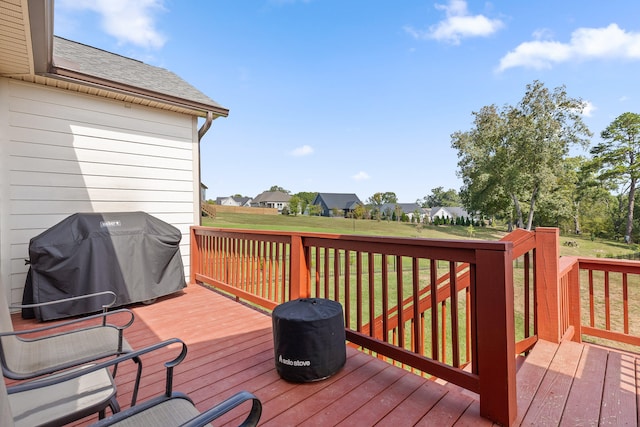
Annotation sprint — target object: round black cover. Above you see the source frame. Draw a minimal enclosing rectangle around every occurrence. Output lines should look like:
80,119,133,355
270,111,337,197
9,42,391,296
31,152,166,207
23,212,186,321
272,298,346,382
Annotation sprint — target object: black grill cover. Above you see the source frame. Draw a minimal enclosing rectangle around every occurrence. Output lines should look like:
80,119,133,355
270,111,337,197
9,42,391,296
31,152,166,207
23,212,186,321
272,298,346,382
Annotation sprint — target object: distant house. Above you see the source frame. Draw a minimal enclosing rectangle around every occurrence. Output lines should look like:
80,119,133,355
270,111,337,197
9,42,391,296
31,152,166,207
312,193,362,217
200,183,208,202
251,191,291,213
215,196,252,207
380,203,426,222
429,207,472,223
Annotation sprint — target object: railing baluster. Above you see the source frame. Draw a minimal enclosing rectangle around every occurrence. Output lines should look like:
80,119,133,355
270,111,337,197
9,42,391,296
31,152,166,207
315,247,321,297
524,253,530,338
430,259,438,361
356,251,363,333
396,256,404,354
334,249,341,302
450,261,460,368
344,250,351,329
368,252,376,338
324,248,330,298
589,269,595,327
412,258,422,356
382,254,389,342
605,270,610,330
441,300,447,364
623,273,629,335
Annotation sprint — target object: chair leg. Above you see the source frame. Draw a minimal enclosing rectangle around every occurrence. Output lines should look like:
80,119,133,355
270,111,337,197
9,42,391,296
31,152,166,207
109,396,121,415
130,356,143,407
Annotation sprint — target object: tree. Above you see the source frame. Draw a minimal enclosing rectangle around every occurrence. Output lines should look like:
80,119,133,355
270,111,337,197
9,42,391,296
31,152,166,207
367,192,397,220
268,185,290,194
293,191,317,214
307,204,322,216
419,187,460,207
288,195,300,216
353,204,367,219
591,112,640,243
451,80,592,230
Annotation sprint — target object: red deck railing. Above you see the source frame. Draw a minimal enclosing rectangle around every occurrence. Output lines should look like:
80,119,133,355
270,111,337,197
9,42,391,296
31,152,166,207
189,225,640,425
558,256,640,348
190,226,520,425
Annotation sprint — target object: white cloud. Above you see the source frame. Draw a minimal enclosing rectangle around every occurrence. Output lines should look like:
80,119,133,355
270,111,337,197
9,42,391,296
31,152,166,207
498,23,640,72
404,0,504,45
290,145,314,156
582,101,596,118
352,171,371,181
58,0,167,49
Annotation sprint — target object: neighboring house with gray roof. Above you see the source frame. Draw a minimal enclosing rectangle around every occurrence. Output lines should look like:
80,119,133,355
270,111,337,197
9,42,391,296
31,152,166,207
251,191,291,213
380,203,426,222
312,193,362,217
0,0,227,306
216,196,252,207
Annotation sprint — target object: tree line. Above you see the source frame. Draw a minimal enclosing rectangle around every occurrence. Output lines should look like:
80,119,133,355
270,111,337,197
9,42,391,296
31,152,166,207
451,80,640,243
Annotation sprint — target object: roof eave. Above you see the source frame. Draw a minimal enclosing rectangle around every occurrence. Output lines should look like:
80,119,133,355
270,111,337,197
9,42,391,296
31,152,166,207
43,66,229,118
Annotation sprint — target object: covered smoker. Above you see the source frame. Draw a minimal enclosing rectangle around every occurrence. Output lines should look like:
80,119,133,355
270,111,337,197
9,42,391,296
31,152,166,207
23,212,186,321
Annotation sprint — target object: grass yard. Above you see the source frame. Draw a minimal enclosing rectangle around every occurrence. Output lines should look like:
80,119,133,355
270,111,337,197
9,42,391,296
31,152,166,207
202,211,640,258
201,211,640,356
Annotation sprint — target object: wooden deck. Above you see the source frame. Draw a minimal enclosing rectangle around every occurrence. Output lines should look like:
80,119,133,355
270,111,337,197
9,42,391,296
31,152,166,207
516,339,640,426
8,284,640,426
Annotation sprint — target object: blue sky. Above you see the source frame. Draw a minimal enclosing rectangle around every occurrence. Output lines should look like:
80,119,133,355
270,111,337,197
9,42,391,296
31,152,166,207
54,0,640,203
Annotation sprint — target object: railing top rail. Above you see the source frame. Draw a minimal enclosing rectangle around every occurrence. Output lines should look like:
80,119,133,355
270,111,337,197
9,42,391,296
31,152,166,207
574,256,640,273
559,256,579,276
500,228,535,259
191,226,512,253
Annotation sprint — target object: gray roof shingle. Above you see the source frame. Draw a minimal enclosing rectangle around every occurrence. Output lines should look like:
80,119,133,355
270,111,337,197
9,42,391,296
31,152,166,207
313,193,362,210
52,36,227,114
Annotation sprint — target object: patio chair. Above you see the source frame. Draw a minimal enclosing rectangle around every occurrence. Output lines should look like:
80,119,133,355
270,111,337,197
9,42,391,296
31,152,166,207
0,287,136,381
1,338,262,427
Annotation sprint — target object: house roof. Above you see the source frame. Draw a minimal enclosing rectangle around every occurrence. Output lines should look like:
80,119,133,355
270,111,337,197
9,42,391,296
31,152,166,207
51,37,228,117
216,196,252,205
0,0,228,118
313,193,362,210
252,191,291,203
430,206,470,218
380,203,422,215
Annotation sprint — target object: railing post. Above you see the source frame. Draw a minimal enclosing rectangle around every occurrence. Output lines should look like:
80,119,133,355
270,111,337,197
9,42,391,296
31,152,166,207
535,227,562,343
289,235,310,300
189,227,200,286
476,245,516,426
567,259,582,343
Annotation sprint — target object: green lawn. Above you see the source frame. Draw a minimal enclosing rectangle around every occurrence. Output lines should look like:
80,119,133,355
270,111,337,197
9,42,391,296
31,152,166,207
201,211,640,355
202,211,639,258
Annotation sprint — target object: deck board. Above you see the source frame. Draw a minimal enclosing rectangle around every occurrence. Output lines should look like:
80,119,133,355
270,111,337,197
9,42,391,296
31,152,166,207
520,340,584,425
560,343,608,426
600,351,638,426
8,284,640,426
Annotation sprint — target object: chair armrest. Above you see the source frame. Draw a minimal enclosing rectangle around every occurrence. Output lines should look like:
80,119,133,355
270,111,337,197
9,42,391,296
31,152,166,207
180,391,262,427
6,338,187,394
11,290,117,312
1,308,135,339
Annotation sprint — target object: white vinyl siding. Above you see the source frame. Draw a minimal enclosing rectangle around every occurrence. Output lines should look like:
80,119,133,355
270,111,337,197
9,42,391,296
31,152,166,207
1,79,199,306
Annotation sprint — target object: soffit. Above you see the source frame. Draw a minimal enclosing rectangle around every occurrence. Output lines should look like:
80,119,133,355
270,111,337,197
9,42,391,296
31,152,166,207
0,0,33,76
